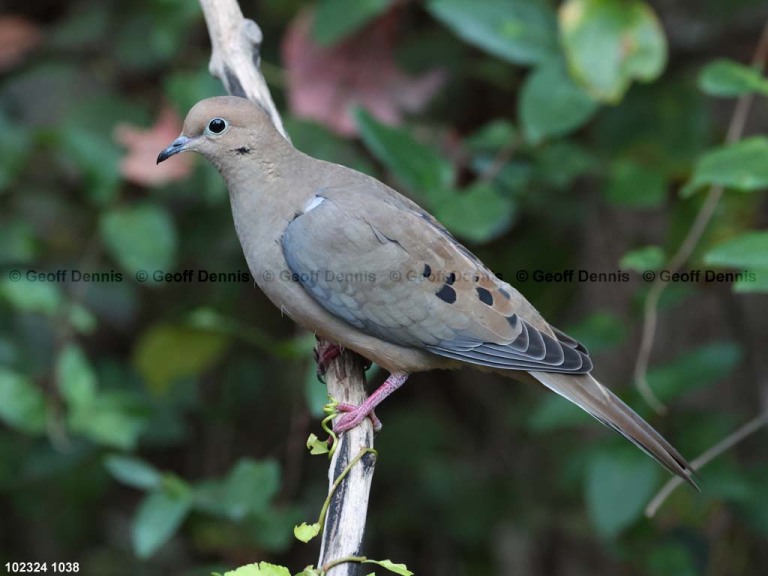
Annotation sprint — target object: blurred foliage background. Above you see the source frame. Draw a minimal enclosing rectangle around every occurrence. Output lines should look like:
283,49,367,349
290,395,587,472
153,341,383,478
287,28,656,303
1,0,768,574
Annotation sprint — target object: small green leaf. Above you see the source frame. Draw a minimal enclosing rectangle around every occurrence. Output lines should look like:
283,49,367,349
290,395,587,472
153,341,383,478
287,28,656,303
294,522,321,543
0,368,47,434
100,202,177,275
133,324,228,394
0,278,62,315
733,270,768,293
560,0,667,102
435,182,515,243
354,108,454,202
427,0,558,65
221,562,291,576
68,391,148,450
620,246,665,272
527,394,591,432
586,448,661,538
306,433,330,455
313,0,390,45
605,158,667,207
647,342,741,403
704,231,768,270
104,455,162,490
698,59,768,97
362,559,413,576
565,312,627,353
132,488,192,558
681,137,768,197
220,458,281,520
56,344,96,409
465,120,518,152
519,60,599,143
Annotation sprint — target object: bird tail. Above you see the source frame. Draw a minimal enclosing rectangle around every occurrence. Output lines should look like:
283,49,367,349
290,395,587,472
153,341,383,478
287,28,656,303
529,371,699,489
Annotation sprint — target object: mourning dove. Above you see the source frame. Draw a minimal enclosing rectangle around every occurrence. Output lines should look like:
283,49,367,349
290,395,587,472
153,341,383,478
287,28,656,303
158,96,697,488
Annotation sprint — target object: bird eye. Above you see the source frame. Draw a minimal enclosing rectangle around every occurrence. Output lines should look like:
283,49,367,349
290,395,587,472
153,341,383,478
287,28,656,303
206,118,228,135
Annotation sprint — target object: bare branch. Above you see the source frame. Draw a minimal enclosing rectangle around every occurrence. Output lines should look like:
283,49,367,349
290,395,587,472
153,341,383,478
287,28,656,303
633,20,768,412
197,2,375,573
646,411,768,517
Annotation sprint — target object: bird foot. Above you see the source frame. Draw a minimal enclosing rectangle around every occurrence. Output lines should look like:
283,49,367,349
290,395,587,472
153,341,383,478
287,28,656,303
313,341,341,382
313,340,372,382
334,403,382,433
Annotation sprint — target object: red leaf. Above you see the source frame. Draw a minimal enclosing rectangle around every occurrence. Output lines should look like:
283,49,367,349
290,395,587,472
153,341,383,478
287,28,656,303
114,107,193,187
283,9,445,136
0,16,43,71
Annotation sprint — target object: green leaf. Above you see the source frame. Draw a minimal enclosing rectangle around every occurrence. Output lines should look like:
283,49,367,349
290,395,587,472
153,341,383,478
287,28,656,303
56,344,96,409
306,433,330,455
586,448,661,538
733,270,768,293
313,0,390,45
427,0,558,65
0,278,62,315
293,522,321,543
647,342,741,403
0,221,36,265
100,202,177,275
354,108,454,202
222,562,292,576
132,488,192,558
681,137,768,197
699,59,768,97
68,391,148,450
519,60,599,144
565,312,627,353
0,368,47,434
604,158,667,207
560,0,667,102
620,246,665,272
220,458,281,520
133,324,228,394
362,559,413,576
646,543,698,576
465,120,518,152
527,394,591,432
104,455,162,490
434,182,516,243
704,231,768,270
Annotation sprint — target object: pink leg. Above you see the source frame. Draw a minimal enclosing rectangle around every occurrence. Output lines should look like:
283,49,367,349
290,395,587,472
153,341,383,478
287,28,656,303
333,372,409,434
314,341,341,377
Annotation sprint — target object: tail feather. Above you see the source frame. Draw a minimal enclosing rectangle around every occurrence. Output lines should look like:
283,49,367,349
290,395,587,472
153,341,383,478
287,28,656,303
529,371,699,490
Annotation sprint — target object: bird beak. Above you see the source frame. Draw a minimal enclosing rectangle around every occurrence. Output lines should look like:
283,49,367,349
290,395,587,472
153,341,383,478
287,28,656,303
157,135,192,164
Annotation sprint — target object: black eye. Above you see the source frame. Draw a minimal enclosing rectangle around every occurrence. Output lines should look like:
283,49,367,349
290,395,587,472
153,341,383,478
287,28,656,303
207,118,227,134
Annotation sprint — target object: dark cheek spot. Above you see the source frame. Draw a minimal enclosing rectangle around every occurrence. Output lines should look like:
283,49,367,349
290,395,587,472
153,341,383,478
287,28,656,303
235,147,252,155
476,287,493,306
435,284,457,304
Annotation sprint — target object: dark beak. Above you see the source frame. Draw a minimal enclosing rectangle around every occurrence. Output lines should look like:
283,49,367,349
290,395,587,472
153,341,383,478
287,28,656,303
157,136,191,164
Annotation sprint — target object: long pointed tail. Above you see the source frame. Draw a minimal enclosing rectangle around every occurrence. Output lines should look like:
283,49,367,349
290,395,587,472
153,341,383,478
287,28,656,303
529,371,699,489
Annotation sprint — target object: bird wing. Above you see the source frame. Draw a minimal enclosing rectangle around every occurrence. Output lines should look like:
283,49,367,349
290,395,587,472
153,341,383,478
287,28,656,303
280,180,591,374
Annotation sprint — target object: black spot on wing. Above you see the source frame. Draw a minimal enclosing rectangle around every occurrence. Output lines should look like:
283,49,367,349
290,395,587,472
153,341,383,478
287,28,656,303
423,264,432,278
499,287,511,300
476,287,493,306
446,272,456,285
435,284,457,304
